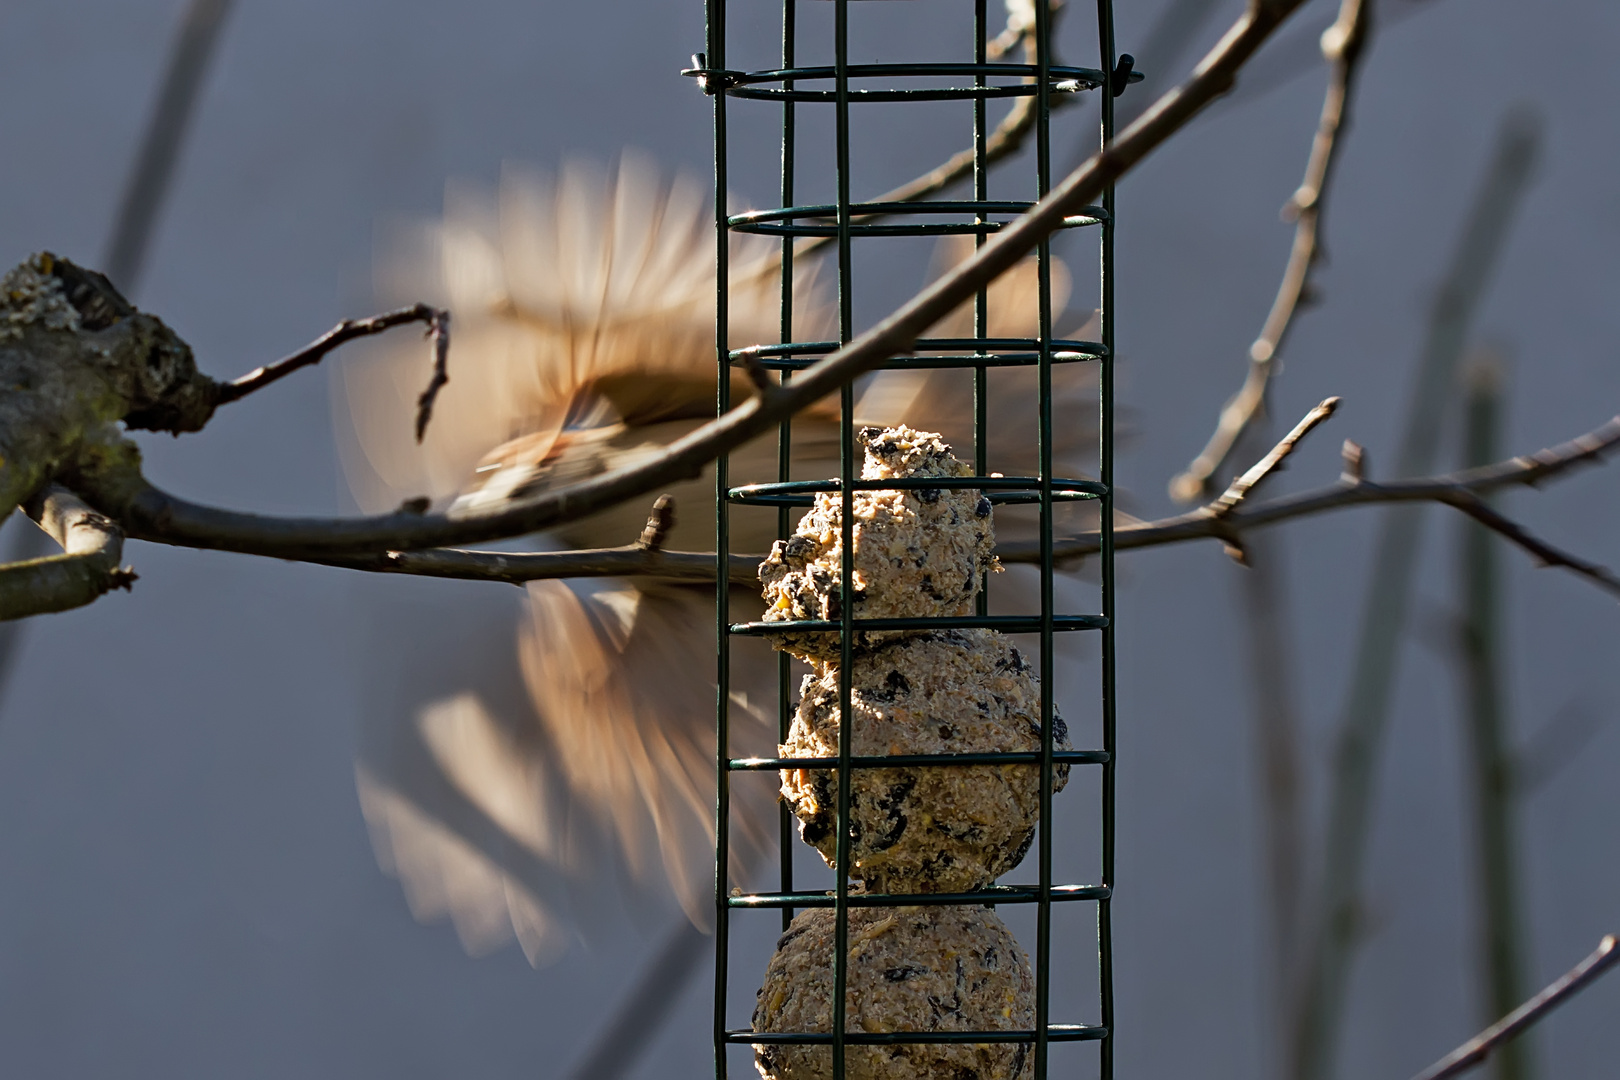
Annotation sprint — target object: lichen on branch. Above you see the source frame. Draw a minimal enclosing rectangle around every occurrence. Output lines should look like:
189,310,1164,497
0,252,217,516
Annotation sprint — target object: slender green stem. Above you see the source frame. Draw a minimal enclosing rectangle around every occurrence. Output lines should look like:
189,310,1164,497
1456,355,1532,1080
1293,111,1542,1080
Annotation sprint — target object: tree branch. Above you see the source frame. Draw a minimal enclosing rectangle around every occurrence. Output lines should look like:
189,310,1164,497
285,415,1620,606
1171,0,1373,503
1408,935,1619,1080
1209,395,1339,516
214,303,450,441
72,0,1311,563
1444,492,1620,601
0,486,133,621
321,544,760,588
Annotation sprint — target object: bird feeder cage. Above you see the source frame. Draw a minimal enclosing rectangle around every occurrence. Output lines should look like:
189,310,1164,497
694,0,1121,1076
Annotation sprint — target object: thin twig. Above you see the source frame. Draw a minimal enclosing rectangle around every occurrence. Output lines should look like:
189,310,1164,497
77,0,1315,562
213,304,449,416
0,487,132,621
1171,0,1373,503
413,308,451,442
1408,935,1619,1080
1210,396,1340,516
1445,495,1620,600
319,545,760,587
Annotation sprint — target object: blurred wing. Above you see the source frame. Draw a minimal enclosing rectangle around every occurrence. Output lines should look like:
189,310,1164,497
335,151,826,513
518,578,779,929
354,575,781,961
352,581,592,965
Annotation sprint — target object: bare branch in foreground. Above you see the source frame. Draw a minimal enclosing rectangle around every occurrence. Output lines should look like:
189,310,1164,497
1171,0,1373,503
1409,934,1619,1080
214,304,449,441
295,416,1620,603
0,486,132,621
74,0,1312,562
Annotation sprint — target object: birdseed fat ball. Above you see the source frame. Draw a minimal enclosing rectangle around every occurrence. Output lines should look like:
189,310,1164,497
754,905,1037,1080
781,629,1070,895
759,425,999,662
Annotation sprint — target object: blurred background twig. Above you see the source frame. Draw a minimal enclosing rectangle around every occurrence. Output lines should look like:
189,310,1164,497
1453,351,1533,1080
1293,107,1542,1080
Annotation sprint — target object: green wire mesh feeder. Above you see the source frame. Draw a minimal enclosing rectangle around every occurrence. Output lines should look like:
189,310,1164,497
691,1,1124,1076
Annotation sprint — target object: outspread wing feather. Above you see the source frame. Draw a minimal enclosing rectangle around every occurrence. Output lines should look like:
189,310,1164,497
335,152,824,515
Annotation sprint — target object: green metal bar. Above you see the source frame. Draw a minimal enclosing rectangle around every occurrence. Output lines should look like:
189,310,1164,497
729,614,1108,635
776,0,798,939
831,4,855,1078
739,1025,1108,1045
731,749,1110,770
731,883,1111,909
1096,2,1120,1077
974,0,991,623
1033,0,1055,1074
708,1,731,1074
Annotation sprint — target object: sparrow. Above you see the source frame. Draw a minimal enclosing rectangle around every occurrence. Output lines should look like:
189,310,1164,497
335,153,1099,963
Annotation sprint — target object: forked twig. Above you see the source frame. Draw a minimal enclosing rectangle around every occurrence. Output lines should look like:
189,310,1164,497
1171,0,1372,502
215,303,451,443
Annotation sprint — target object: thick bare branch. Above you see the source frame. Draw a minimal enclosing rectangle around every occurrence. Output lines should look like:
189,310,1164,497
75,0,1311,561
1171,0,1373,502
294,416,1620,603
0,486,132,620
1409,935,1619,1080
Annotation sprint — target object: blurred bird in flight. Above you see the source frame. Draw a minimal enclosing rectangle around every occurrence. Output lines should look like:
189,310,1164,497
336,152,1098,963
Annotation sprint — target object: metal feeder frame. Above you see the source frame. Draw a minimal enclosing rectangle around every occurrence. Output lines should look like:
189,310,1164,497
691,1,1122,1075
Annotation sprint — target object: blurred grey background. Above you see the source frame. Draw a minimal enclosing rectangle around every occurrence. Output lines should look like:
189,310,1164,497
0,0,1616,1077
